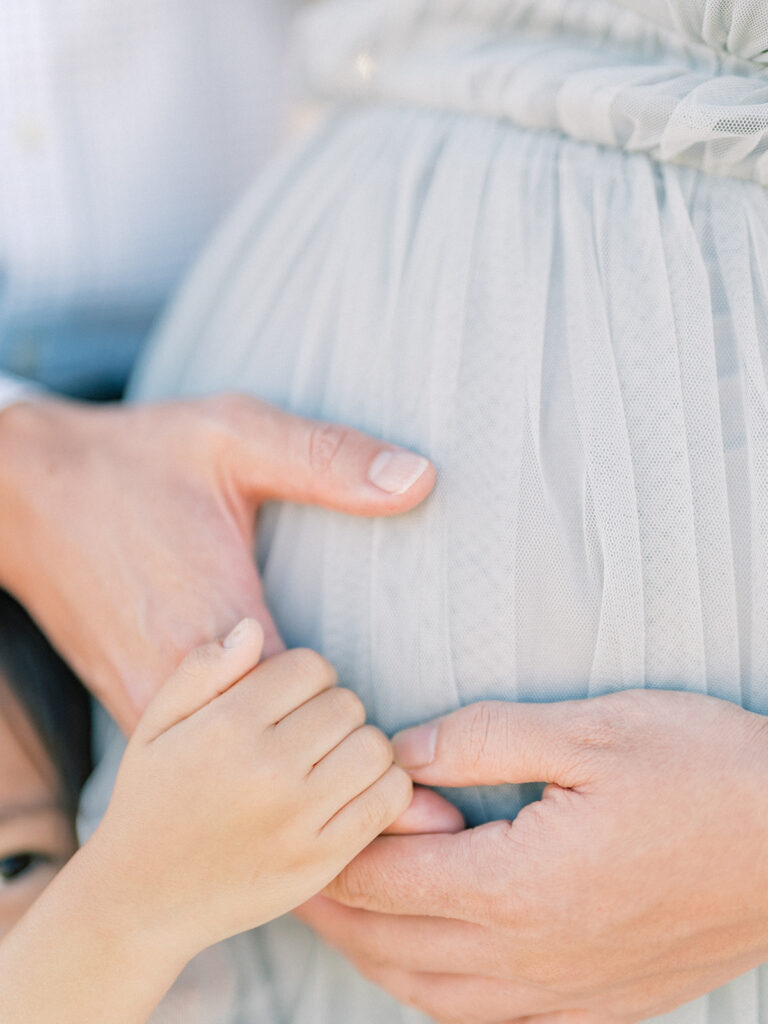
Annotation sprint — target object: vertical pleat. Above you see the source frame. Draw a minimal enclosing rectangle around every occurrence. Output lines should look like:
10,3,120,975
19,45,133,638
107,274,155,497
710,185,768,713
559,145,646,691
596,153,706,691
657,168,741,702
127,105,768,1024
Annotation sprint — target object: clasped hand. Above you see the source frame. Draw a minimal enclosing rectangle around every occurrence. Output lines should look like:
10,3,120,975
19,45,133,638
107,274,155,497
0,393,434,731
300,690,768,1024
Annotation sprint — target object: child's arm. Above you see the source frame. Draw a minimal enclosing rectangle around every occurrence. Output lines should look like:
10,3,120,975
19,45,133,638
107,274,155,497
0,619,412,1024
0,841,188,1024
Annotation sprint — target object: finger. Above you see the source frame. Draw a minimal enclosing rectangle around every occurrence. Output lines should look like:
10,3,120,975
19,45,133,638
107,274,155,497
223,395,436,515
294,896,512,976
392,699,604,788
275,686,366,768
322,824,516,919
339,961,559,1024
312,725,397,816
383,785,465,835
321,764,413,854
230,647,338,726
324,808,568,920
136,618,264,741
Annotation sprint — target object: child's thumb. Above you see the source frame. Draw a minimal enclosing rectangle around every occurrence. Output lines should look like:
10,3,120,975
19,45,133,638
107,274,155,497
135,619,264,741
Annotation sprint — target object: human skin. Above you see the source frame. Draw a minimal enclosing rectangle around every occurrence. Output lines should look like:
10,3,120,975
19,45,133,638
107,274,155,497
0,393,435,732
0,620,415,1024
0,676,76,942
297,690,768,1024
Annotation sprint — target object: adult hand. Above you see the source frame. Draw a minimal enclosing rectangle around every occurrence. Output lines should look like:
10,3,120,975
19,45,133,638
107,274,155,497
298,690,768,1023
0,394,434,732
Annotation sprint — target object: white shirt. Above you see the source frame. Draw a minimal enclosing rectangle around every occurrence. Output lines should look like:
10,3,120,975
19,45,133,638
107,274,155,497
0,0,294,401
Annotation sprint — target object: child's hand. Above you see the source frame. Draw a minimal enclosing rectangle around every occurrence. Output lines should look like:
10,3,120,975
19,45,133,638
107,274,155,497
89,620,412,959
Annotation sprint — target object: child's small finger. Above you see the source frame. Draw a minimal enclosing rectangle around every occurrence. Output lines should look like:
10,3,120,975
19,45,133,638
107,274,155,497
136,618,264,740
321,765,413,850
229,647,338,725
309,725,395,814
275,687,367,769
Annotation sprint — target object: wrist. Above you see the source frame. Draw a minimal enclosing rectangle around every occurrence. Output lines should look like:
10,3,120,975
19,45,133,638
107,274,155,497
68,836,197,980
79,824,208,968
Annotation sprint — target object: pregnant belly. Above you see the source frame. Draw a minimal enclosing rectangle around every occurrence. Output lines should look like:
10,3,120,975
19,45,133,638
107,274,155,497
134,105,768,826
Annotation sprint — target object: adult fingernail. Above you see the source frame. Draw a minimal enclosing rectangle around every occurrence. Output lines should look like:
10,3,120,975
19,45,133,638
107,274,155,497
222,618,254,649
392,724,437,769
368,450,430,496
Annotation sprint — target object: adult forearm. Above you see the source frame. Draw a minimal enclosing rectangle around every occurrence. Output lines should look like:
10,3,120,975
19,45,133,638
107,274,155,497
0,399,48,598
0,841,190,1024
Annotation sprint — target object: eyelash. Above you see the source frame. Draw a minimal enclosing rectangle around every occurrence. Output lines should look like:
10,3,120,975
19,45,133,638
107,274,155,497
0,853,49,885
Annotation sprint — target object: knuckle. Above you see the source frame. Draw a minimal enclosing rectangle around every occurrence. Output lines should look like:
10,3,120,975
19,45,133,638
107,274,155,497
308,422,349,474
283,648,337,688
205,703,241,750
503,799,560,865
332,687,366,726
358,785,395,834
465,702,508,775
565,698,632,758
357,725,395,769
384,765,414,816
483,816,519,851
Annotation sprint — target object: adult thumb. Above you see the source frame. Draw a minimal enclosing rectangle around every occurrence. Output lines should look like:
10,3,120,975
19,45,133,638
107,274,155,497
392,699,597,790
224,396,436,516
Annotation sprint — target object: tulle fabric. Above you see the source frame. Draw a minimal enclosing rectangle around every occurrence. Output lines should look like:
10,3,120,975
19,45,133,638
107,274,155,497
107,3,768,1021
299,0,768,74
298,0,768,187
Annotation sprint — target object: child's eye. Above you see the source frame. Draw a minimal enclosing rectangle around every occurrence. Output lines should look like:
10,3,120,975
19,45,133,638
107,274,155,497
0,853,48,884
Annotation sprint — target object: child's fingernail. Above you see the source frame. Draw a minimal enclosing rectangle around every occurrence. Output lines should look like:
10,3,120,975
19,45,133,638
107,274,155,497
392,724,437,769
368,450,430,496
222,619,253,649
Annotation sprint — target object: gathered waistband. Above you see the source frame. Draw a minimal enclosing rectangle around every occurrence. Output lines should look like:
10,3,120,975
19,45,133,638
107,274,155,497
297,0,768,186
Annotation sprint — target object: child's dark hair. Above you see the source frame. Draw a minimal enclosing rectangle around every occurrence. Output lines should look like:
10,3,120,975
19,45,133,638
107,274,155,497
0,589,92,816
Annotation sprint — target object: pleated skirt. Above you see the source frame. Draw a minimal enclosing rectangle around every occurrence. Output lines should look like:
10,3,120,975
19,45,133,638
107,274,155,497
129,104,768,1022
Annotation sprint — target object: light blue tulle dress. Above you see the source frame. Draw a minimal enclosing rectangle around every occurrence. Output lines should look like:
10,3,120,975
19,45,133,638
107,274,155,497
82,1,768,1020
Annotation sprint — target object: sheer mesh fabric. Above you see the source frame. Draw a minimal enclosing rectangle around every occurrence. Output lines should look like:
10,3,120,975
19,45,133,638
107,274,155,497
299,0,768,184
110,2,768,1021
300,0,768,67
